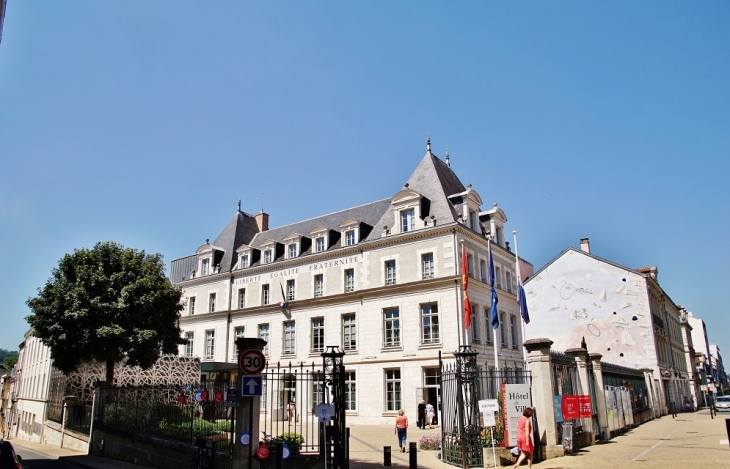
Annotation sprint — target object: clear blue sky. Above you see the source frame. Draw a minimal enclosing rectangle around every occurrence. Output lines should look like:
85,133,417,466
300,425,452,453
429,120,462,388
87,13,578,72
1,2,728,353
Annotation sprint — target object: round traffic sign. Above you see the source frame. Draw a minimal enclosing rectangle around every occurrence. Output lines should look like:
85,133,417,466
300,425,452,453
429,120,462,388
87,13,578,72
257,443,270,459
239,349,266,374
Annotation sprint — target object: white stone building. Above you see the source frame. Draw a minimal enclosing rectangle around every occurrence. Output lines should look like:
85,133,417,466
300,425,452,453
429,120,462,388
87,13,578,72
171,141,531,425
523,239,691,416
7,330,53,442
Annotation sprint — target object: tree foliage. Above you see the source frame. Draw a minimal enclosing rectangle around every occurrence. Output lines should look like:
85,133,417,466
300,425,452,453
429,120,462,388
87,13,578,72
26,241,185,383
0,349,18,369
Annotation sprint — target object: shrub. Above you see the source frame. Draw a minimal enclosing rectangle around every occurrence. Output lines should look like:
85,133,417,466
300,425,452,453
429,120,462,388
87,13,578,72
419,433,441,450
264,432,305,448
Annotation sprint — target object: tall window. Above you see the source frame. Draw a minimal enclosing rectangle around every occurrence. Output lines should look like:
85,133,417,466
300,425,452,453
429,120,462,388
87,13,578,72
467,254,474,278
510,315,518,349
485,307,493,345
480,260,487,282
185,332,194,357
385,260,396,285
286,279,296,301
345,371,356,411
314,274,324,297
316,237,325,252
471,306,479,342
202,258,210,276
312,373,325,407
500,312,507,346
506,272,512,293
288,244,297,258
383,308,401,347
422,253,434,279
258,324,269,355
209,293,216,313
495,267,502,289
344,269,355,292
205,330,215,360
421,303,440,344
188,297,196,316
311,318,325,352
262,284,270,305
283,321,296,354
342,314,357,351
345,230,356,246
238,289,246,309
385,369,402,411
264,249,273,264
401,208,415,232
240,254,249,268
233,326,245,360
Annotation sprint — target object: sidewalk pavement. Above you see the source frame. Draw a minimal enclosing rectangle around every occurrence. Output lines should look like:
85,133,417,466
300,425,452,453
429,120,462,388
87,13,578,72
9,437,156,469
7,410,730,469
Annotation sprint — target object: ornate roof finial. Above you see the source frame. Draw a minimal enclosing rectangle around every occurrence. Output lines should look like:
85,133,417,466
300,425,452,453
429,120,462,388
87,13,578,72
237,199,242,212
426,135,431,153
445,148,450,168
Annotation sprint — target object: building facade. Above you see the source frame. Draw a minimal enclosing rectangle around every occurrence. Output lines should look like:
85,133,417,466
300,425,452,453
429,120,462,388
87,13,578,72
7,331,53,442
523,239,691,416
171,142,531,425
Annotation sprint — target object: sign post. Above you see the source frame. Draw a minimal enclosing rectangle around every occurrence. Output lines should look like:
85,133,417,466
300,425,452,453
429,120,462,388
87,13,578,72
479,399,499,469
238,345,267,469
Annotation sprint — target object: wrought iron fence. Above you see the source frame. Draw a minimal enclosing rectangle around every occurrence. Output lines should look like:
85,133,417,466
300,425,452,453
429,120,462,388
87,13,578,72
551,351,583,441
98,384,236,453
259,361,325,453
65,404,92,434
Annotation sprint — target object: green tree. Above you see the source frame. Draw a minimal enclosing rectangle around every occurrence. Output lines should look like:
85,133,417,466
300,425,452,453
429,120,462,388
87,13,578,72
26,241,185,384
3,354,18,369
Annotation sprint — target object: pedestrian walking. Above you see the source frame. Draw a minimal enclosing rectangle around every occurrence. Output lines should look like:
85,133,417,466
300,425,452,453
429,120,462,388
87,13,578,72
417,400,426,429
394,409,409,452
426,401,435,429
513,407,534,469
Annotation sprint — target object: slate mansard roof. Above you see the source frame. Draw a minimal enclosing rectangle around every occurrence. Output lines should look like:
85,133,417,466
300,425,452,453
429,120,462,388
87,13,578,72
170,145,474,282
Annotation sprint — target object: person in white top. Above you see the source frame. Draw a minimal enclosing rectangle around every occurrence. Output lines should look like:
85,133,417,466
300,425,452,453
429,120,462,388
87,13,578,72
425,401,435,429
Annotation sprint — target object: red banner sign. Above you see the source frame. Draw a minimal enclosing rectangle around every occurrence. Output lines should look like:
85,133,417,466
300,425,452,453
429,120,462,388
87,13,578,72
578,395,592,418
215,389,224,403
561,395,580,420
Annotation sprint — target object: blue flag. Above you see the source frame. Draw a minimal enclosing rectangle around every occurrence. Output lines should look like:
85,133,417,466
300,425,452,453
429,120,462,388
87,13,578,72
488,240,499,329
518,282,530,324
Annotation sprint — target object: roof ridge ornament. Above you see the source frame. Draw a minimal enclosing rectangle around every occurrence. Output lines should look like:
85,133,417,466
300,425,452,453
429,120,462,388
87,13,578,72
426,135,431,154
238,199,242,212
445,148,450,168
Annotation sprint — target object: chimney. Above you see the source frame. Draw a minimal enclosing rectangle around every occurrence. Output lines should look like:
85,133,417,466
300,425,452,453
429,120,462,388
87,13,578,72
648,266,658,280
255,212,269,232
580,238,591,253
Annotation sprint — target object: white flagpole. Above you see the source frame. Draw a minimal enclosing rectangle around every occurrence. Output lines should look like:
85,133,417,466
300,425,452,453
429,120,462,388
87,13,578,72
489,237,500,393
513,231,528,367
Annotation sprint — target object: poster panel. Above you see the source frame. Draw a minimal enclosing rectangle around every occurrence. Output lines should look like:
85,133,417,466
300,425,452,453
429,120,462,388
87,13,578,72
503,383,532,447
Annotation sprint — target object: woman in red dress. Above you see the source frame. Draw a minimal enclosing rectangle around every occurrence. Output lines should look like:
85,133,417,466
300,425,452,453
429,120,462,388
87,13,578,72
514,407,534,468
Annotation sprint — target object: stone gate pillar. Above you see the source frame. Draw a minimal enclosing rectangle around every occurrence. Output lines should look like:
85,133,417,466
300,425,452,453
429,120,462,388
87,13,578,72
588,353,609,441
523,338,563,460
233,337,267,469
565,348,594,445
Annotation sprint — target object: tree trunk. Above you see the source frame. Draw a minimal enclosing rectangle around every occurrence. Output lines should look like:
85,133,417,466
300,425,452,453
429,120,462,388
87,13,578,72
106,357,115,385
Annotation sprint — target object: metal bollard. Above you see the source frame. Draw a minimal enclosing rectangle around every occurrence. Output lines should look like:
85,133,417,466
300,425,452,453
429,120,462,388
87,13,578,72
210,440,217,469
409,441,417,469
726,419,730,448
384,446,391,466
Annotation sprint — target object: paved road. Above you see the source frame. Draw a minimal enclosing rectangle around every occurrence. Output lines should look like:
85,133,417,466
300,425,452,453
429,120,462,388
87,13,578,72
14,445,77,468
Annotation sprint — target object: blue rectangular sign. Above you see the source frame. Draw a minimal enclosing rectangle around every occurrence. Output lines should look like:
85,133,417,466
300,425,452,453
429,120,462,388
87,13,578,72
241,376,263,396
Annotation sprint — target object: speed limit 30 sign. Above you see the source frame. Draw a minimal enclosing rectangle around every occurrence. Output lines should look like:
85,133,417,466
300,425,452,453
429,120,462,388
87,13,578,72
239,349,266,375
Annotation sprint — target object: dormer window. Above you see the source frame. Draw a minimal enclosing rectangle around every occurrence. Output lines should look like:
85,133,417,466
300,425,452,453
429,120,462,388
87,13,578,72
401,209,415,232
288,244,298,259
264,249,273,264
316,237,325,253
201,258,210,276
240,254,250,269
345,230,356,246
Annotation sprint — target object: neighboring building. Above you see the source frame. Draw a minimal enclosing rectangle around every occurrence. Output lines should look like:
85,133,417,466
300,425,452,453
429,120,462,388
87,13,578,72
709,344,727,394
170,140,531,425
677,307,700,407
0,364,10,437
686,311,714,403
524,238,691,416
0,0,7,45
9,331,53,442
